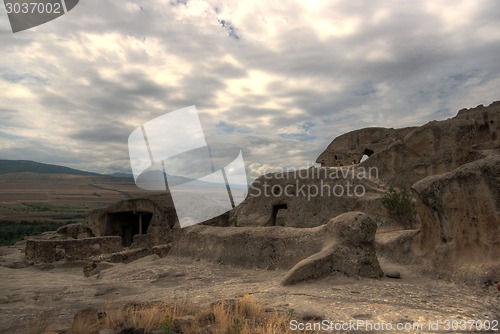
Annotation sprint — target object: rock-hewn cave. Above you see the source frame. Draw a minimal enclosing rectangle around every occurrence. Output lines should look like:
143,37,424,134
106,212,153,247
270,203,288,226
363,148,374,156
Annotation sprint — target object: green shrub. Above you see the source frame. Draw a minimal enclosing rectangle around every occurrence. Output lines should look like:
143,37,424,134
0,220,65,246
381,187,416,228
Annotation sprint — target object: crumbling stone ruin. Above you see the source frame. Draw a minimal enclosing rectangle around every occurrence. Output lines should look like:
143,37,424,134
25,194,178,264
25,100,500,286
84,193,177,247
25,237,122,263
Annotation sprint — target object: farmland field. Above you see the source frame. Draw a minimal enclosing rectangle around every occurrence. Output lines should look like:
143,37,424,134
0,172,151,223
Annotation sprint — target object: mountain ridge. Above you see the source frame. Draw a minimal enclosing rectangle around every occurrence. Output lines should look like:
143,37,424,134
0,159,103,177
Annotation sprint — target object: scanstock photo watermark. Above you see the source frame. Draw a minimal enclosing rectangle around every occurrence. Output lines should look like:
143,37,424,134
248,162,379,201
3,0,79,33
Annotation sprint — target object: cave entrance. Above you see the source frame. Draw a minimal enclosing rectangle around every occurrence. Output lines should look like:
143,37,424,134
271,203,288,226
106,212,152,247
363,148,374,156
360,148,374,163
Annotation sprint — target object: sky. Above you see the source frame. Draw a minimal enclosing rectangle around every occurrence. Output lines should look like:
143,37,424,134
1,0,500,178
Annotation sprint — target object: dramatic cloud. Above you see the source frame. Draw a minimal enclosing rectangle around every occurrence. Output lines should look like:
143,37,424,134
1,0,499,176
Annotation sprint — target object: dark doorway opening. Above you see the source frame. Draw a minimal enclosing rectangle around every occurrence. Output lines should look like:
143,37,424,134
106,212,152,247
363,148,374,156
271,203,288,226
360,148,374,163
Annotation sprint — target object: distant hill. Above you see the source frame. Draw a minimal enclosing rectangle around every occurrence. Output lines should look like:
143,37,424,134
109,172,134,179
0,160,152,223
0,160,102,176
0,159,248,189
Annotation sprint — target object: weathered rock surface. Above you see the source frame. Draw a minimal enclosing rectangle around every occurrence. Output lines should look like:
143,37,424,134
317,101,500,187
84,193,178,246
171,211,383,284
316,127,416,167
411,155,500,283
25,237,123,263
2,241,498,334
57,223,94,239
234,167,387,228
385,271,401,279
282,212,383,285
375,229,420,264
170,220,324,270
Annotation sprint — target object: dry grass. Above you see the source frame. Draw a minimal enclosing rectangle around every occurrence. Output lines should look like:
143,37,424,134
29,311,53,334
101,297,125,330
187,294,307,334
31,294,309,334
68,309,100,334
123,302,170,332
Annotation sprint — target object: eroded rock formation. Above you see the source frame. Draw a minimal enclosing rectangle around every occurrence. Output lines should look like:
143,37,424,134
315,100,500,284
56,223,94,239
317,101,500,187
282,212,383,285
411,155,500,283
25,100,499,287
234,166,387,228
316,127,416,167
83,193,177,247
170,211,383,284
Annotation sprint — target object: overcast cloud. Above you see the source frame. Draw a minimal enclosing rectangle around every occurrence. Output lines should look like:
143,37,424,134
1,0,499,177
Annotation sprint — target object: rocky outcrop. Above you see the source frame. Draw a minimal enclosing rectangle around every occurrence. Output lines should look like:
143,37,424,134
317,101,500,187
282,212,383,285
375,229,420,264
84,193,178,247
316,127,416,167
57,223,94,239
411,155,500,283
170,211,383,283
234,166,387,228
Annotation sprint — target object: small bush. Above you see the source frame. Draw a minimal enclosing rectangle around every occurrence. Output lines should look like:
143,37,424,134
381,187,416,228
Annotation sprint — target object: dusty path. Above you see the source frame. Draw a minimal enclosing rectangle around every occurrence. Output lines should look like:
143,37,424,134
1,242,499,333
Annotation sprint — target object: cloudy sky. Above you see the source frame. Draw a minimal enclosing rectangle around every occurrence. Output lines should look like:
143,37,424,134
1,0,499,178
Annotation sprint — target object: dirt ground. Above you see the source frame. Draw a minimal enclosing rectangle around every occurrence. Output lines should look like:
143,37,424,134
1,241,499,334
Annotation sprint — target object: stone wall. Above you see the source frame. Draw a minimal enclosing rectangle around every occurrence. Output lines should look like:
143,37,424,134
170,212,383,284
25,236,123,263
131,234,152,249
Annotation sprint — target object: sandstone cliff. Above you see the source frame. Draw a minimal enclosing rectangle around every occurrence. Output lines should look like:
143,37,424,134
317,101,500,187
411,155,500,284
